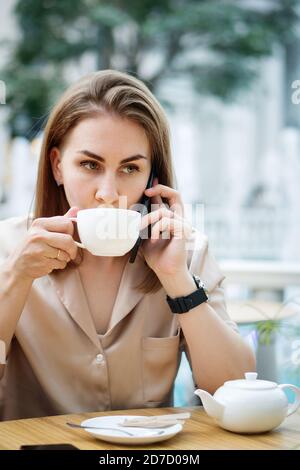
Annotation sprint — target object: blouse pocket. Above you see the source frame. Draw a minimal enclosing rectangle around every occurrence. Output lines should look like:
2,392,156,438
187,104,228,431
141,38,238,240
141,333,180,404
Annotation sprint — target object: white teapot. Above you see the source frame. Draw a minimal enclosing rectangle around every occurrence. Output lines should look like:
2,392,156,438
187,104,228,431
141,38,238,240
194,372,300,434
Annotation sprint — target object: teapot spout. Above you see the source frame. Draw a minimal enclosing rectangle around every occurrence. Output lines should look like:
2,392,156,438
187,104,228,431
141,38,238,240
194,389,224,421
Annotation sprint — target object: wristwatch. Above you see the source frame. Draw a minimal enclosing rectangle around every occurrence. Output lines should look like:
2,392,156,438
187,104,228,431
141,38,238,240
166,275,208,314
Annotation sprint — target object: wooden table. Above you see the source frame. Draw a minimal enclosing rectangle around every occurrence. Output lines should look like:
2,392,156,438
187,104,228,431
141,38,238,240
0,406,300,450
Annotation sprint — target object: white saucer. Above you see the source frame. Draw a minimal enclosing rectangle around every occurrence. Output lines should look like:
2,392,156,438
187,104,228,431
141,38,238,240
81,415,182,445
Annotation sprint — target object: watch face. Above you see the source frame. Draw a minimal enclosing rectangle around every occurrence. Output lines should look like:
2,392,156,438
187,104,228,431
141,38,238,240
193,275,202,286
193,275,208,295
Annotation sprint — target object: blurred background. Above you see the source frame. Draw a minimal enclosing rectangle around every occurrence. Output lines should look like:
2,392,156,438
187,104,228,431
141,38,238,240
1,0,300,406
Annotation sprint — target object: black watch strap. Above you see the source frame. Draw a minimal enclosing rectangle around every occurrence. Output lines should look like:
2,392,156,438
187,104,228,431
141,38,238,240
166,275,208,314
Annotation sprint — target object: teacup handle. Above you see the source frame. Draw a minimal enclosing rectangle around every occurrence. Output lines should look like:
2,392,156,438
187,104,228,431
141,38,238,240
278,384,300,416
69,217,85,250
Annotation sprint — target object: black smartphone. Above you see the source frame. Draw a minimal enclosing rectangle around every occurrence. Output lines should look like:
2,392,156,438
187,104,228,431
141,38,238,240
129,167,156,263
20,443,79,450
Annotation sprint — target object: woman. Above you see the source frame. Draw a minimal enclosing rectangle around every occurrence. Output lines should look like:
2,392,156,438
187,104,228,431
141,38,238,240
0,70,255,420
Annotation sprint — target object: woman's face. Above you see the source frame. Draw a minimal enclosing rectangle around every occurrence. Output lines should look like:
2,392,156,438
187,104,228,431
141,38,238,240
50,113,152,210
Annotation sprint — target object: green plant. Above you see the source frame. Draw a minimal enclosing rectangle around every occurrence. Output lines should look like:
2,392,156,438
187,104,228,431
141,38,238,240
244,295,300,346
256,319,282,346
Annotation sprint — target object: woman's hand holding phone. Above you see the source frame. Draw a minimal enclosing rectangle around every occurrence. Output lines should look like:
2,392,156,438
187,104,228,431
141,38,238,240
140,182,192,278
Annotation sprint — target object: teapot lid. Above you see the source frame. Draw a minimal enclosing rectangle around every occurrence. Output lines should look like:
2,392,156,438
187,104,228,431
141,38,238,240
224,372,277,390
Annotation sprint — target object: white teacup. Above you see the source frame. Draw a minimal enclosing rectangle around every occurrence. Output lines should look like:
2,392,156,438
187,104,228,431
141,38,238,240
70,208,142,256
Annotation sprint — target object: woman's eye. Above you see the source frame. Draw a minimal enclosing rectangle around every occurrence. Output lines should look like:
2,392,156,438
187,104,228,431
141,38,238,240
79,161,139,174
121,165,139,174
80,161,99,171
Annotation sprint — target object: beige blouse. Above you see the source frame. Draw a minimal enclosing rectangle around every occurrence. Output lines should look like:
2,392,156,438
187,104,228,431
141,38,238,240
0,215,237,421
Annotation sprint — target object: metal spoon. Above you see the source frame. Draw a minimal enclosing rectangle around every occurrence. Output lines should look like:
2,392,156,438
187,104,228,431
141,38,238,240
66,422,164,436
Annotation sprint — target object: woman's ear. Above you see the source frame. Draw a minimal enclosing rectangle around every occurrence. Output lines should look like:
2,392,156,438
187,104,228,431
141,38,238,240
49,147,63,186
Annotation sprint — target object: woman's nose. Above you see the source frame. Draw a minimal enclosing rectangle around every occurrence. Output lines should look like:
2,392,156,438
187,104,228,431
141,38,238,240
95,174,119,206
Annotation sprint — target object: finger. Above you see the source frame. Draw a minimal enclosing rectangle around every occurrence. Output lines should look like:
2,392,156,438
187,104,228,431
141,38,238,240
145,184,181,201
151,217,191,241
46,258,68,272
150,179,164,207
150,193,165,210
44,246,71,263
31,216,75,236
151,218,170,242
34,231,78,260
145,185,183,216
64,206,80,218
140,207,174,231
151,217,174,241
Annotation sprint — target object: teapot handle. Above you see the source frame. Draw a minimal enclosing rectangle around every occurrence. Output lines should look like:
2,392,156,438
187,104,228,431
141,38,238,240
278,384,300,416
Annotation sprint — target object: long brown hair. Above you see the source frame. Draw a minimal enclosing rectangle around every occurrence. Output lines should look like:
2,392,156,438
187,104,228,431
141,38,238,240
31,69,175,293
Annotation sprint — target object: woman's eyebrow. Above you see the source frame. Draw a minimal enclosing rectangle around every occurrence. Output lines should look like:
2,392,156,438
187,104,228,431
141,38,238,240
77,149,148,164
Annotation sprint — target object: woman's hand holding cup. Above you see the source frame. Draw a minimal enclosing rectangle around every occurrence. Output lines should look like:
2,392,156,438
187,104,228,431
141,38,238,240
7,207,80,283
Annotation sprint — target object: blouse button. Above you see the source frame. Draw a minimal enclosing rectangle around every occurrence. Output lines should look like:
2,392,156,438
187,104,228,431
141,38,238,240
95,353,104,364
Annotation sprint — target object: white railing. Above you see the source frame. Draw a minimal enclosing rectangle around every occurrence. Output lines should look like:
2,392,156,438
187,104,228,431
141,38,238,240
192,206,287,261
